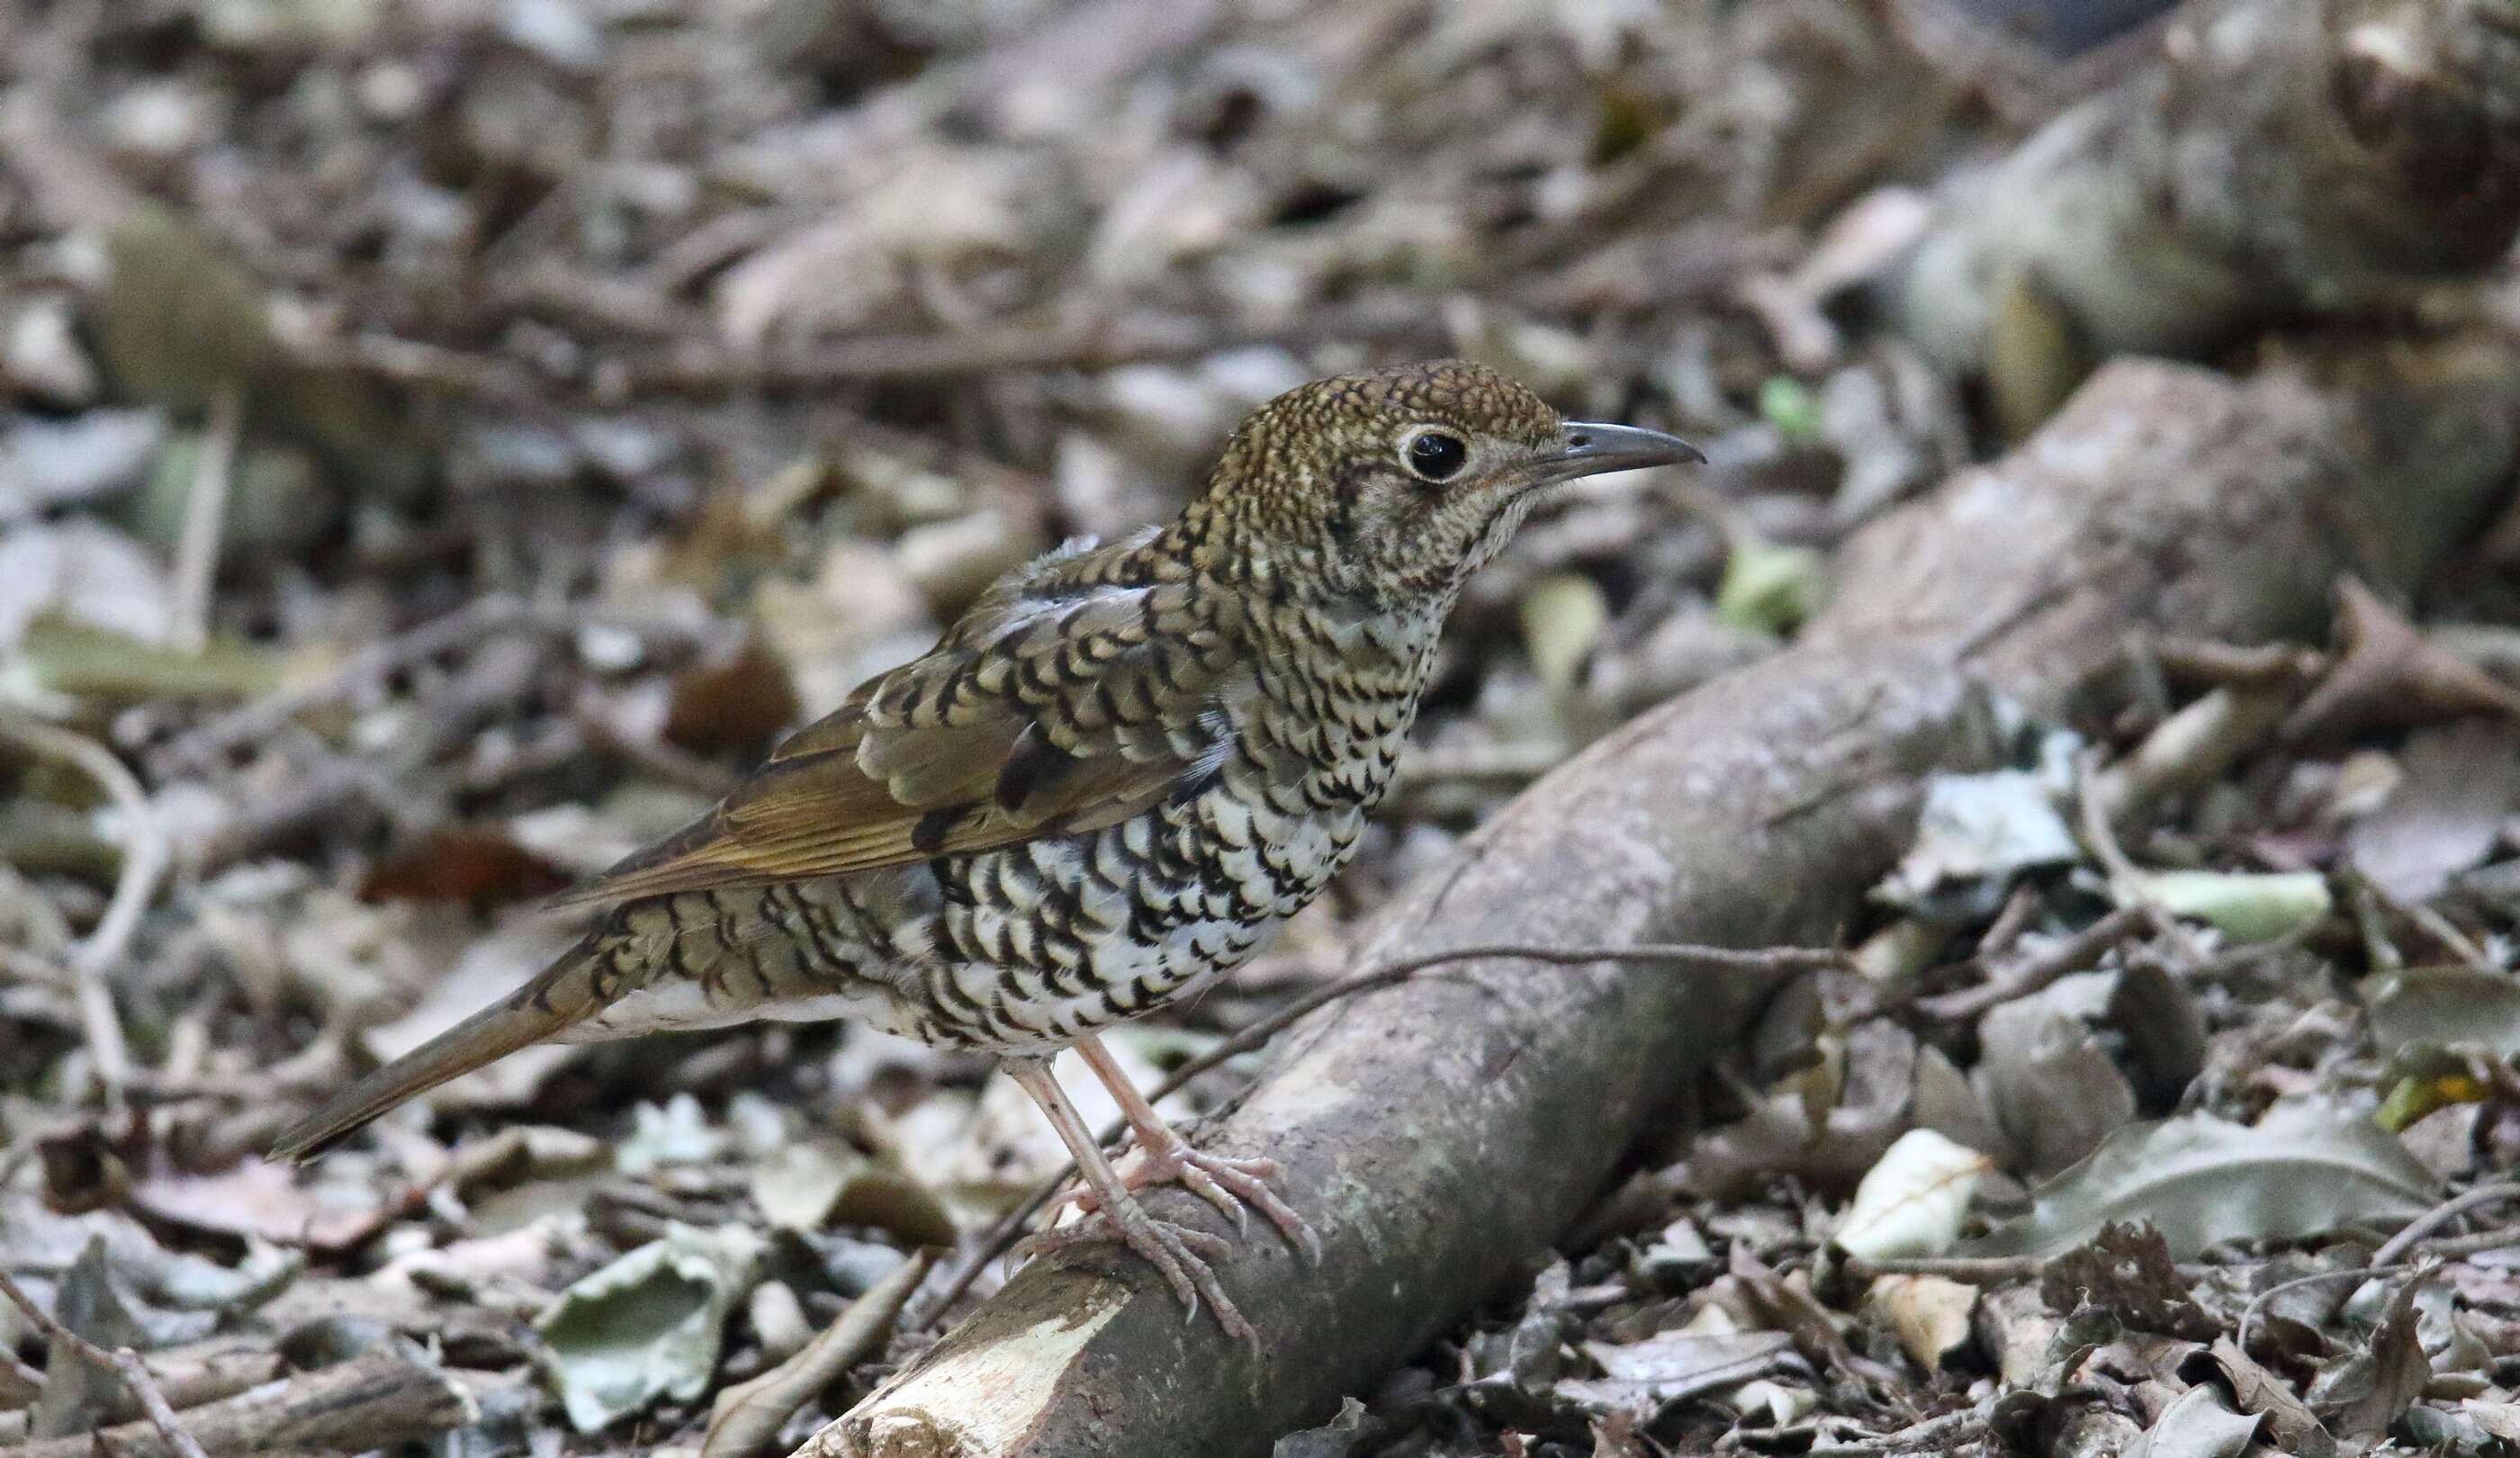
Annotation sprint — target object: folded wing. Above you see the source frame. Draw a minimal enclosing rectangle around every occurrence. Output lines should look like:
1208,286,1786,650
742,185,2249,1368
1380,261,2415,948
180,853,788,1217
554,574,1243,907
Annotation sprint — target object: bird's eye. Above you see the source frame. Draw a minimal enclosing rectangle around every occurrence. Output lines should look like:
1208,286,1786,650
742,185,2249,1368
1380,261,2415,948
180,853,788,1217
1404,431,1468,482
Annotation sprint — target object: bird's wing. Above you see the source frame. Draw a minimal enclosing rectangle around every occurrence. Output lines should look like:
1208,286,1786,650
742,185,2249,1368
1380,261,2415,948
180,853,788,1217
553,578,1242,907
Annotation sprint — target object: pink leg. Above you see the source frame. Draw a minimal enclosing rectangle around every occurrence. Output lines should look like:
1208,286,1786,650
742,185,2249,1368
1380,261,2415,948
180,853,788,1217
1058,1035,1321,1263
1003,1056,1250,1338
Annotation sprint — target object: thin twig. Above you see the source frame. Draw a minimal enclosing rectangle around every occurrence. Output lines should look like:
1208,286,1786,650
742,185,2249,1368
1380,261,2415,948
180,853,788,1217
572,708,742,796
155,597,734,772
2076,748,2215,968
0,1269,211,1458
2410,1226,2520,1259
166,388,238,654
2076,746,2146,890
154,596,531,770
1846,1252,2218,1283
1975,883,2044,964
2372,1182,2520,1266
0,716,166,1095
704,1249,932,1458
2228,1185,2520,1350
616,296,1444,396
2148,636,2324,687
2343,867,2495,971
906,939,1849,1329
2236,1264,2416,1353
1912,906,2146,1022
1801,1408,1985,1457
1392,742,1569,793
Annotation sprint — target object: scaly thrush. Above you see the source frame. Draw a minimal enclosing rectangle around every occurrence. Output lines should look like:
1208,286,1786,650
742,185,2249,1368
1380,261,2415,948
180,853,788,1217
273,360,1700,1335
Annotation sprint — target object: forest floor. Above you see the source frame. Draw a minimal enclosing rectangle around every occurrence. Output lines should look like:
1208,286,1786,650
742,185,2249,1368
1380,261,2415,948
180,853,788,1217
4,2,2520,1455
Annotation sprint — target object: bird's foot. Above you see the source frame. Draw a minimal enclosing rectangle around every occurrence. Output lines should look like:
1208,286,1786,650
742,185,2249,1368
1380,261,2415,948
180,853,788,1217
1018,1194,1251,1339
1048,1143,1321,1264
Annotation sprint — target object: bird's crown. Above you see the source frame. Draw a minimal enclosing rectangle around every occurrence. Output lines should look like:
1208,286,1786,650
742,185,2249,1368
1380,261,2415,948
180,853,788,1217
1181,360,1693,612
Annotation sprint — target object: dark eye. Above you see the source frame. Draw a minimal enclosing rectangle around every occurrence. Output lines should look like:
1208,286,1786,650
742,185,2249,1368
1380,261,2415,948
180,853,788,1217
1405,431,1467,482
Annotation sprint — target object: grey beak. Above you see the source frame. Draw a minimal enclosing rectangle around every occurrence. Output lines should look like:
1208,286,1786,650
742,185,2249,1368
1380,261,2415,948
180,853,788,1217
1548,421,1706,481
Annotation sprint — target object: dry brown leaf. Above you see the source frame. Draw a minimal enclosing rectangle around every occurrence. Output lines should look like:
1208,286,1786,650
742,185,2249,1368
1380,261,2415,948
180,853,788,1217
665,636,805,754
2283,579,2520,744
2308,1275,2432,1440
130,1159,390,1253
2040,1223,2217,1340
2343,719,2520,903
1864,1274,1978,1372
702,1250,931,1458
2191,1336,2332,1457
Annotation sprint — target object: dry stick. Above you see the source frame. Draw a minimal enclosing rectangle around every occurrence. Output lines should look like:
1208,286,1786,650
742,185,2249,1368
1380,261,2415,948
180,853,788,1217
572,706,742,797
155,598,734,772
2344,867,2495,972
1974,883,2045,966
1847,1253,2213,1283
2149,636,2325,687
1911,906,2146,1022
2076,747,2221,972
0,716,166,1096
2372,1182,2520,1267
617,297,1443,396
2408,1226,2520,1259
1,1350,467,1458
1801,1407,1986,1457
0,1269,209,1458
0,1351,283,1443
2231,1187,2520,1351
154,595,531,770
2075,747,2148,890
905,940,1850,1330
704,1250,933,1458
2236,1264,2418,1354
166,388,238,655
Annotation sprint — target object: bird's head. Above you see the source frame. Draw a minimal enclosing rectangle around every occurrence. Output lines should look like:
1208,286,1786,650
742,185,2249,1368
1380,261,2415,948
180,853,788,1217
1190,360,1701,611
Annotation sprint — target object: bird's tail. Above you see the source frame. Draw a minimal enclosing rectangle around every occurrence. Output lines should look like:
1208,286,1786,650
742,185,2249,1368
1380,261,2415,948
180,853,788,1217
270,950,604,1162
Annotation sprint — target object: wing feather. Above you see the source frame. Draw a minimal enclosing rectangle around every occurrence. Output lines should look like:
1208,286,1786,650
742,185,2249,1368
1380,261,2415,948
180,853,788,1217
553,575,1240,909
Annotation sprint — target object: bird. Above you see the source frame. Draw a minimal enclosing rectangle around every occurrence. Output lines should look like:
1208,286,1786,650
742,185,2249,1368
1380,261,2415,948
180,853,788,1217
271,359,1700,1336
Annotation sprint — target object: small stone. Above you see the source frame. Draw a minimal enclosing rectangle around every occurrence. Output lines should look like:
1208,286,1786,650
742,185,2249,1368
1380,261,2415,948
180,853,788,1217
103,82,215,159
498,0,606,74
746,1280,813,1364
451,422,580,493
0,518,173,648
201,0,387,50
355,61,427,122
4,300,102,407
0,409,163,519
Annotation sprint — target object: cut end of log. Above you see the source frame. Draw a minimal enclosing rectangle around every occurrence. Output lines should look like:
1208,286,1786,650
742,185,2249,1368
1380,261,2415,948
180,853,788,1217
811,1277,1132,1458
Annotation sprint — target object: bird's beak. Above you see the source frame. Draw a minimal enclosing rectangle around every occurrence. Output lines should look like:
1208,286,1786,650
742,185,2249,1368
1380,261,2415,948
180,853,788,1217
1533,421,1705,486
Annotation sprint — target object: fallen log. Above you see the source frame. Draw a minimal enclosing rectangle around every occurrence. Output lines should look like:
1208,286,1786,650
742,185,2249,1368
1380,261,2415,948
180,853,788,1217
1887,0,2520,418
800,328,2519,1458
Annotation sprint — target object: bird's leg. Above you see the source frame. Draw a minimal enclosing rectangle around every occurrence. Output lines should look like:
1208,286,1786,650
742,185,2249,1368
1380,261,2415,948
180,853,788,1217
1003,1056,1250,1338
1052,1035,1321,1262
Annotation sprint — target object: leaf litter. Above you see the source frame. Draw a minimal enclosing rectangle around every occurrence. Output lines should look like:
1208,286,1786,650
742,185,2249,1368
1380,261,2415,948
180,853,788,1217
0,0,2518,1454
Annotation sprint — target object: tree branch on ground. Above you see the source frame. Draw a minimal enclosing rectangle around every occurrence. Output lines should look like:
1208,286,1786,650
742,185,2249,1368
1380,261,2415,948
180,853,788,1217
803,335,2520,1456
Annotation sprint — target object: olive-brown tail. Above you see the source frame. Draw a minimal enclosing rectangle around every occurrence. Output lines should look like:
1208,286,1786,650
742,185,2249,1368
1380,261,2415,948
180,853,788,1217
269,953,599,1162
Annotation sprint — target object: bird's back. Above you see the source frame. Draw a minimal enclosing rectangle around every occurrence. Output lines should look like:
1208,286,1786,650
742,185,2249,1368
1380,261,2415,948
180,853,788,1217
559,545,1444,1053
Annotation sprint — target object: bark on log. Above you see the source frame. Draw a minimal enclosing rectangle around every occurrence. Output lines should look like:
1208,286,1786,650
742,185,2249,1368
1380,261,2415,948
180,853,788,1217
1890,0,2520,374
804,338,2520,1458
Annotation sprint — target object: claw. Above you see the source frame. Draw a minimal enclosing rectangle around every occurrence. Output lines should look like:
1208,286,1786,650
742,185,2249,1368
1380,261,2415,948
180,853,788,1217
1006,1049,1304,1342
1046,1143,1318,1264
1022,1204,1251,1339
